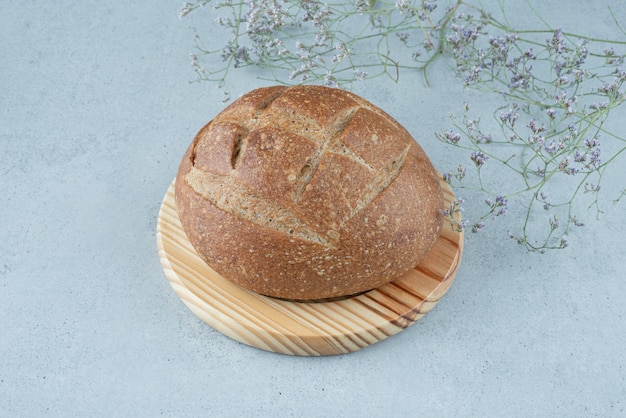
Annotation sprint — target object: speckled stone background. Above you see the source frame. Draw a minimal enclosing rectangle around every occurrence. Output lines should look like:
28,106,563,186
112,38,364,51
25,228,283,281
2,1,625,416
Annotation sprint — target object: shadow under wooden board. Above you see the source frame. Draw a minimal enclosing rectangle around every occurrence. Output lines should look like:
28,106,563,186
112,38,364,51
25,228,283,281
157,177,463,356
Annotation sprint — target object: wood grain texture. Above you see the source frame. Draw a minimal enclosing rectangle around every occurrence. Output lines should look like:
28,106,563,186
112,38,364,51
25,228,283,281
156,177,463,356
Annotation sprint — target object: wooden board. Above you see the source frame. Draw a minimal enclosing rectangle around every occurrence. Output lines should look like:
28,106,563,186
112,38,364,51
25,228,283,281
156,177,463,356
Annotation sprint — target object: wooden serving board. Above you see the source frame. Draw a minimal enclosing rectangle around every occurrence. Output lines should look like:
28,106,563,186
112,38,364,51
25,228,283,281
156,177,463,356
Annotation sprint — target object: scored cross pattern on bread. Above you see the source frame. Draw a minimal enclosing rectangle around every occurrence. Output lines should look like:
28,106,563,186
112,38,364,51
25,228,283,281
186,86,413,247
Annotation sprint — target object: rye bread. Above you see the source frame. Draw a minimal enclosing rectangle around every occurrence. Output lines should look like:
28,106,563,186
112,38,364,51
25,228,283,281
175,85,443,300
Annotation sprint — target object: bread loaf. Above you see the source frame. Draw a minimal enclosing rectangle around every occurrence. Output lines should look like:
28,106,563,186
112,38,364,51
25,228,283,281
175,85,443,300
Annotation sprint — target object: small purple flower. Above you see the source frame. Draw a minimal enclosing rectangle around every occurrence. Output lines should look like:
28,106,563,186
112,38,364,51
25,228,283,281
353,69,367,81
494,194,508,216
443,130,462,144
449,199,464,214
485,194,508,217
585,137,600,148
550,216,560,231
547,27,569,55
573,150,586,163
354,0,371,12
510,70,531,90
500,108,519,126
442,199,466,232
495,194,507,205
505,33,518,43
423,1,437,12
588,147,601,169
476,133,493,144
465,66,482,85
543,141,559,156
572,69,588,82
323,70,337,87
489,36,509,61
395,0,413,16
585,183,601,193
461,26,480,42
554,60,566,77
464,118,476,131
555,75,569,86
471,150,489,167
529,135,545,148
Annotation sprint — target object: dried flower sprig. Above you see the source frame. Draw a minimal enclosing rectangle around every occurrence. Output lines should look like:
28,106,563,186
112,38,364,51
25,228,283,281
435,7,626,251
181,0,464,88
181,0,626,251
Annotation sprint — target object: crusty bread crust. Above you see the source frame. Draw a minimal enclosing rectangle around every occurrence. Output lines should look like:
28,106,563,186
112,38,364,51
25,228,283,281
175,85,443,300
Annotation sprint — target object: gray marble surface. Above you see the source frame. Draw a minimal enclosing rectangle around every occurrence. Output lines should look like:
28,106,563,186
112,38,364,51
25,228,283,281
2,1,625,416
